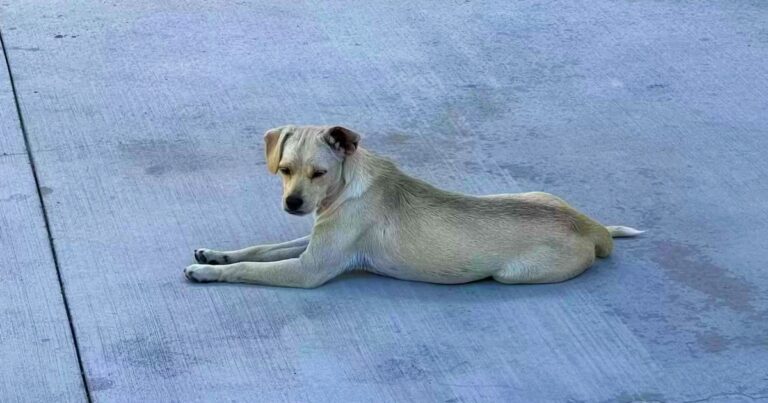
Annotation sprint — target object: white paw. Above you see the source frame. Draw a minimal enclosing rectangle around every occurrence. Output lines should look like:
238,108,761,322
184,264,221,283
193,248,231,265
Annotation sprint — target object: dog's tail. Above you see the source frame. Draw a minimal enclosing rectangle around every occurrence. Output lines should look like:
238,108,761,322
606,225,645,238
592,225,644,258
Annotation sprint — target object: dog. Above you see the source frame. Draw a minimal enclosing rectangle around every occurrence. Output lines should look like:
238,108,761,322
185,125,643,287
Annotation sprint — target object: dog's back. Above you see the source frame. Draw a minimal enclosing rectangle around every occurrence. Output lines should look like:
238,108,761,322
355,152,618,283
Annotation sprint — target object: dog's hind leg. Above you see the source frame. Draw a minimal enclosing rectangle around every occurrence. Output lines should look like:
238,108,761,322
493,243,595,284
194,236,310,264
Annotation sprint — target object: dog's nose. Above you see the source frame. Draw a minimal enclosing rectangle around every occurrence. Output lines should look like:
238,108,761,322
285,195,303,211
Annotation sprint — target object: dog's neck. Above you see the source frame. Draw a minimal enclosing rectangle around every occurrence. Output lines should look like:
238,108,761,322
315,148,376,218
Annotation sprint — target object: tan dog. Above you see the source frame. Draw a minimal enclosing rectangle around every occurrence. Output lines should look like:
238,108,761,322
185,125,642,287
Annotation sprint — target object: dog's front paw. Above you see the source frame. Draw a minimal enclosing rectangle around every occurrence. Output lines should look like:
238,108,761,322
184,264,221,283
194,248,230,265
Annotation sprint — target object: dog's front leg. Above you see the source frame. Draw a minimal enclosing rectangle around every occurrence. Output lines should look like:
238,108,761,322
194,236,310,264
185,245,348,288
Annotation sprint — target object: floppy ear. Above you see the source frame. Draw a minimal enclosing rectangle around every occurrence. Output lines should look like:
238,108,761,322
324,126,360,156
264,127,292,174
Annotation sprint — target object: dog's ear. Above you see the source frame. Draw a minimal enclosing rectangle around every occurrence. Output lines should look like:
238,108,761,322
264,127,292,174
324,126,360,156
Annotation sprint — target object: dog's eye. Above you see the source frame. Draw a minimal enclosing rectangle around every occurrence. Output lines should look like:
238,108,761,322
311,170,326,179
279,167,292,175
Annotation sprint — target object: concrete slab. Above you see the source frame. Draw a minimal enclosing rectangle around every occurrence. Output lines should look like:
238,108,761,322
0,36,86,402
2,1,767,401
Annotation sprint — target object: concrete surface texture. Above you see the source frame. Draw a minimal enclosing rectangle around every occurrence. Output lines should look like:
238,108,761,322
1,1,767,402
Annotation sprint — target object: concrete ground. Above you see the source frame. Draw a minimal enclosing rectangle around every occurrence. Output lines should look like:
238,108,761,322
1,1,767,402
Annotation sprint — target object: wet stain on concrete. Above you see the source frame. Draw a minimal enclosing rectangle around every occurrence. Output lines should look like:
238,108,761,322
118,140,214,176
376,357,429,382
696,331,730,353
88,377,115,391
652,241,756,312
110,337,202,379
646,83,667,90
144,164,168,176
0,193,30,202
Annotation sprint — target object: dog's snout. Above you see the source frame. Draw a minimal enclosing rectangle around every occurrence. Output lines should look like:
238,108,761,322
285,195,303,211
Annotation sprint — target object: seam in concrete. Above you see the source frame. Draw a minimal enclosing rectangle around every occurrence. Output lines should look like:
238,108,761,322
0,28,93,403
0,151,30,157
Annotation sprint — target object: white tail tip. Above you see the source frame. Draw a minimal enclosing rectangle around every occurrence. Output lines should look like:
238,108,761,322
607,225,645,237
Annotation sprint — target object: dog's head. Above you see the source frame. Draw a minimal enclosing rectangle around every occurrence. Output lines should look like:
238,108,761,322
264,125,360,216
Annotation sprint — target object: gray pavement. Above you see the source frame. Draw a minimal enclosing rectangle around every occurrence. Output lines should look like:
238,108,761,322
1,1,767,402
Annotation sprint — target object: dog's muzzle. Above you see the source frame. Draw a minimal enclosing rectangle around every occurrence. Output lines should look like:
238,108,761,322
284,195,307,215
